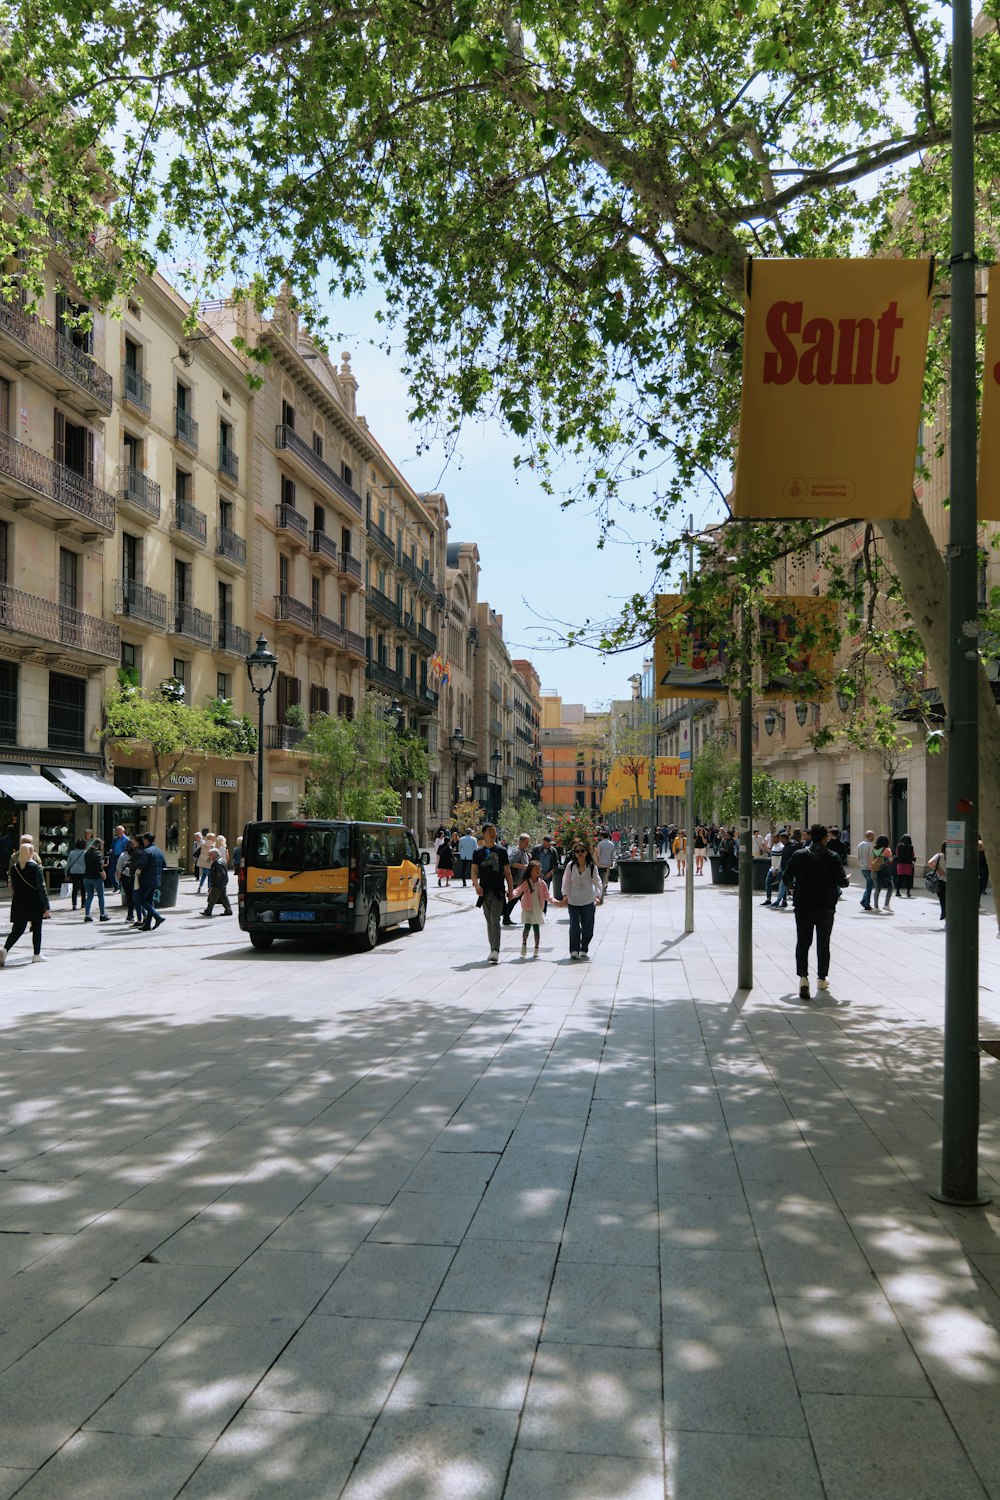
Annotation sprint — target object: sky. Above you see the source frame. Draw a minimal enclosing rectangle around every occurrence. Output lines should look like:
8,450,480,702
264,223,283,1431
319,287,720,711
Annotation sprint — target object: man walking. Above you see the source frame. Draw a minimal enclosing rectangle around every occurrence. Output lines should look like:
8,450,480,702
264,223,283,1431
783,824,850,999
773,828,802,909
471,824,514,963
133,831,166,931
107,825,129,892
596,829,617,896
202,847,233,917
457,827,477,888
503,834,532,924
857,829,876,910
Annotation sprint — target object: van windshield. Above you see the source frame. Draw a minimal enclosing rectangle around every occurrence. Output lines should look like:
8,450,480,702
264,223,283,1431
250,825,349,870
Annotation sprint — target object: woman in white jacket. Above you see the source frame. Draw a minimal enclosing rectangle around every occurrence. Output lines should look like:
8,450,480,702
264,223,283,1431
556,840,603,960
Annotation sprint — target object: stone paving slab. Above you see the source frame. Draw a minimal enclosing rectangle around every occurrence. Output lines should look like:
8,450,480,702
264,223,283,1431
0,872,999,1495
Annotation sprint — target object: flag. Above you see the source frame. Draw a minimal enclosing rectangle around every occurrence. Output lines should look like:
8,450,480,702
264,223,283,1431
439,660,451,689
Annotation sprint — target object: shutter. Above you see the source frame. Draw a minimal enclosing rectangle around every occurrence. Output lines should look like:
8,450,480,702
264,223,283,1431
85,428,95,484
276,672,289,724
0,376,9,435
55,290,67,335
289,675,301,707
53,408,65,466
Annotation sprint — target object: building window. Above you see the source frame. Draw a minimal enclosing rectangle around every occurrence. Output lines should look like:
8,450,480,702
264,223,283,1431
0,517,9,584
395,644,404,677
216,671,231,700
281,473,296,509
276,672,301,722
341,526,352,556
340,591,348,628
120,641,141,684
279,553,290,596
313,431,323,458
342,461,352,488
172,659,189,695
48,672,86,753
122,532,142,584
0,661,17,743
311,575,321,615
174,558,190,606
282,399,295,430
219,495,233,532
176,467,191,502
338,694,355,719
309,684,330,716
58,547,79,610
313,503,325,533
218,580,232,625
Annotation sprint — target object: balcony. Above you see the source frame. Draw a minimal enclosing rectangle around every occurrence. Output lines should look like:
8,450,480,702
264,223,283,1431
216,526,247,569
114,578,167,630
417,624,437,651
313,613,344,649
490,714,503,735
171,497,207,545
0,583,120,660
119,466,160,521
274,424,363,515
266,723,307,751
122,363,151,414
418,684,439,710
399,675,419,702
171,601,213,645
274,592,314,634
344,628,366,658
0,430,116,536
309,529,339,567
218,441,239,483
0,294,113,416
175,406,199,452
366,517,395,560
339,551,363,584
417,571,437,601
217,620,251,656
368,587,400,625
489,680,502,702
366,659,402,692
400,553,417,581
275,501,308,544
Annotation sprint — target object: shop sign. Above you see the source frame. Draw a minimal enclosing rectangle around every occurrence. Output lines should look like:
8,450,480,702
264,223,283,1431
168,774,197,788
214,777,238,789
271,782,294,798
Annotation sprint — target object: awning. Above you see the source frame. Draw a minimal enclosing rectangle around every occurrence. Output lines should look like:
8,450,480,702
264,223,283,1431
42,768,136,806
0,766,74,804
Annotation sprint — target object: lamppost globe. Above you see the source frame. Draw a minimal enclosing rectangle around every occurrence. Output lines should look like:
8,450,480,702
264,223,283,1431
763,709,777,737
245,633,278,822
385,697,404,733
794,701,809,727
449,726,464,808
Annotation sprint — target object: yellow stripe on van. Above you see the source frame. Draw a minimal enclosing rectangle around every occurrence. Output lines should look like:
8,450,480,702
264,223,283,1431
246,866,349,894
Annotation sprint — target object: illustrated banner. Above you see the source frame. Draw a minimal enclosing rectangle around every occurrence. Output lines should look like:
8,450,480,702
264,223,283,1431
758,596,837,699
654,594,732,699
978,265,1000,520
733,258,932,520
601,757,685,813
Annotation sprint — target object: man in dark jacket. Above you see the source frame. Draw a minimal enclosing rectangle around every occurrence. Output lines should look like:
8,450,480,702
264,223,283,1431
782,824,850,999
133,832,166,931
773,828,803,909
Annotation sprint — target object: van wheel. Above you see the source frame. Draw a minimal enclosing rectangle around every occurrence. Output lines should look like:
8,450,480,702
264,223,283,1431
409,893,427,932
249,932,273,951
359,906,379,951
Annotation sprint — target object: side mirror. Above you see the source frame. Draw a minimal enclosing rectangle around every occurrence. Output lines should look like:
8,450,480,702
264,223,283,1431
421,851,431,864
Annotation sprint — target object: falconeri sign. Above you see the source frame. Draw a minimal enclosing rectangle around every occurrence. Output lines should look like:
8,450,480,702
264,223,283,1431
733,259,933,521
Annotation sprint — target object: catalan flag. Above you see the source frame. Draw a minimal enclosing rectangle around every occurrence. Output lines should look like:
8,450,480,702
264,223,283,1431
439,660,451,689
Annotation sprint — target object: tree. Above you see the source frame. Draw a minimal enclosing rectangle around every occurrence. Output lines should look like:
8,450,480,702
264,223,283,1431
552,806,598,854
718,770,814,833
498,795,548,847
299,693,425,822
692,734,737,825
105,683,242,846
9,5,1000,869
451,798,485,830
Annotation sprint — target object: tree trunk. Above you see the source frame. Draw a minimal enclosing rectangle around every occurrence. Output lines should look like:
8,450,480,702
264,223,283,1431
883,501,1000,928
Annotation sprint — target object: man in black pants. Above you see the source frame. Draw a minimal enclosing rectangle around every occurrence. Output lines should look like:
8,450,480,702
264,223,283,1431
782,824,850,1000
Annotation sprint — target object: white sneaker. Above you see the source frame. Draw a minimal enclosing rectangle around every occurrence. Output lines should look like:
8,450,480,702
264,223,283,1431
571,951,580,960
817,977,829,991
488,950,499,964
31,954,46,963
798,977,810,999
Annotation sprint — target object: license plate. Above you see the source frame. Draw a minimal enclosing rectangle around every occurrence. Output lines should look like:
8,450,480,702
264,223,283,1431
280,910,315,921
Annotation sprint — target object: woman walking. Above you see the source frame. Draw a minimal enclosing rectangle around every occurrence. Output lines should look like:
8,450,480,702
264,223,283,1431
871,835,894,912
556,840,603,960
512,859,551,956
693,826,708,876
196,833,216,894
927,842,947,919
83,838,110,922
0,836,50,965
894,834,916,898
117,837,138,923
65,838,87,910
436,836,454,887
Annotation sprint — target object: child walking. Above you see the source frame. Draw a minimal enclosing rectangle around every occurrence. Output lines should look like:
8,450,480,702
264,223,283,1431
512,859,551,956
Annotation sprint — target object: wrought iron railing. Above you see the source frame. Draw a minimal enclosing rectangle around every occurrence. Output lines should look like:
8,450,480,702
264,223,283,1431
344,628,366,656
114,578,168,629
0,583,119,658
366,517,395,559
368,587,400,624
274,593,314,630
266,723,307,750
0,295,113,413
366,659,403,691
489,681,502,701
274,424,363,514
275,501,308,539
309,529,339,564
420,685,439,708
216,526,247,567
218,442,239,481
172,498,207,544
313,613,344,647
120,466,161,518
217,620,250,656
417,624,437,650
175,406,199,451
0,431,116,532
172,601,213,644
339,551,362,582
122,364,151,413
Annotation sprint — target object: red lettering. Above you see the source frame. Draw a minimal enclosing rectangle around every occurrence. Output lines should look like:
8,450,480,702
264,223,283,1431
834,318,875,384
875,302,903,383
799,317,835,385
762,301,801,384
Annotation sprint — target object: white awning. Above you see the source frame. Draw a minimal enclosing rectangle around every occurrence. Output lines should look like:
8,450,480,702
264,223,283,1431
42,768,135,806
0,766,74,804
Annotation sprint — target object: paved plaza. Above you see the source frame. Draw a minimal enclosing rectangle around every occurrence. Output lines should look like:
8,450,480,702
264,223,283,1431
0,870,999,1498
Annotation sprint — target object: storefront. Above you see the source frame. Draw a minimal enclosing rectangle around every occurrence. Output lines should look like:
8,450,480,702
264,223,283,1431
213,775,239,844
0,765,77,891
42,769,138,881
269,777,301,821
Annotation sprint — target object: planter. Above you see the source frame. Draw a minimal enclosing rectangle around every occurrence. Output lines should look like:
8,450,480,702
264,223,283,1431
709,854,739,886
617,858,668,895
156,867,180,908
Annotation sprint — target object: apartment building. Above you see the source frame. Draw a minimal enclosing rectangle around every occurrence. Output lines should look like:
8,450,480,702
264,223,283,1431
0,218,125,886
473,603,515,821
105,273,256,851
539,693,607,818
511,659,542,804
419,499,481,818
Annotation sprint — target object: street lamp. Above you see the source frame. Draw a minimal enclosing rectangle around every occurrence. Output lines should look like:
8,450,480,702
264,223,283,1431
449,726,465,806
490,748,502,822
794,701,809,727
836,688,851,713
385,697,404,734
245,633,278,822
763,707,785,737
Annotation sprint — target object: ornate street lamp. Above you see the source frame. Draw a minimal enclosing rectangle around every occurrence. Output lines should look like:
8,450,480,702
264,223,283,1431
763,708,777,737
794,701,809,727
449,726,465,807
245,633,278,822
836,688,851,713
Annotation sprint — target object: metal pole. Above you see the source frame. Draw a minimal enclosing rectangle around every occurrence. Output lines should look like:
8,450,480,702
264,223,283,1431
684,519,695,933
936,0,987,1206
255,690,265,822
737,578,753,990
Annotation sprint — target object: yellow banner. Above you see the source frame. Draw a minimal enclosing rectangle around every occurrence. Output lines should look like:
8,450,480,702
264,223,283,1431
979,266,1000,520
655,594,732,699
733,258,932,520
758,596,837,700
601,756,684,813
